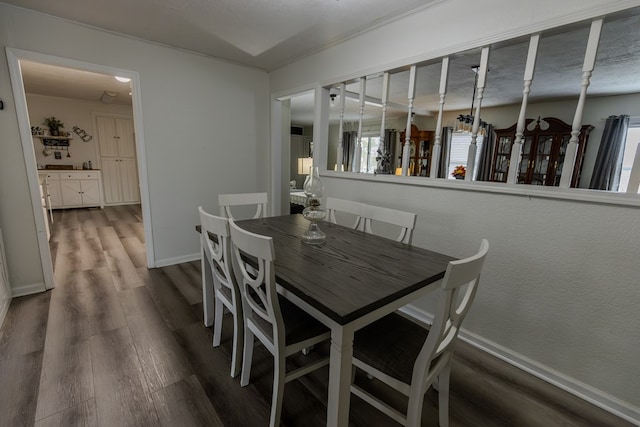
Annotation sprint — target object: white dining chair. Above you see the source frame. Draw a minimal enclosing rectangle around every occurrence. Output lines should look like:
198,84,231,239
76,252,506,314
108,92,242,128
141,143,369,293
218,192,268,219
361,204,417,244
198,206,244,378
325,197,365,230
228,219,331,427
350,239,489,427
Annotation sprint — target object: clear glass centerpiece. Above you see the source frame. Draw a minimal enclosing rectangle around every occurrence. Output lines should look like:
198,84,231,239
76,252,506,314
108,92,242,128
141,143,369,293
301,166,326,245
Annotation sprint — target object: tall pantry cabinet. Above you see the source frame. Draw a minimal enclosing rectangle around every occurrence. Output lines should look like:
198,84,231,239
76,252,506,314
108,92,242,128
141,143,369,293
96,116,140,204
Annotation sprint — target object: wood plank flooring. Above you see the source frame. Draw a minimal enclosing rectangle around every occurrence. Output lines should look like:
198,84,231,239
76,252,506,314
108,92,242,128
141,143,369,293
0,205,633,426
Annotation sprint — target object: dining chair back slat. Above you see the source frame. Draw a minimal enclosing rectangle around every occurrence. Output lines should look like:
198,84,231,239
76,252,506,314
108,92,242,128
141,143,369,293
198,206,244,377
361,204,417,244
326,197,364,230
218,192,268,219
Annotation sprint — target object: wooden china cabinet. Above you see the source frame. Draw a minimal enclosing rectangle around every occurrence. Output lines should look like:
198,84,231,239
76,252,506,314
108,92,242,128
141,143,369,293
491,117,593,187
399,125,435,176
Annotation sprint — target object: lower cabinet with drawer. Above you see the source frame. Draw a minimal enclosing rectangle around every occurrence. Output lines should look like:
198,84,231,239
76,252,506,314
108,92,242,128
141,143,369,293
39,171,104,209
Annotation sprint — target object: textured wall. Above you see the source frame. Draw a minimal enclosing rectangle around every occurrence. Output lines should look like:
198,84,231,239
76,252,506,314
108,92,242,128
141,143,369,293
321,175,640,412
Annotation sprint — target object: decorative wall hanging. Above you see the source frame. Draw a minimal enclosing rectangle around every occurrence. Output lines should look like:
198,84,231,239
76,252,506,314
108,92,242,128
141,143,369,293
72,126,93,142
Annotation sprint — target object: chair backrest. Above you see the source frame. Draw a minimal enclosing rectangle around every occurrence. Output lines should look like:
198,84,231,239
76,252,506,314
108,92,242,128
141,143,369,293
218,192,268,220
412,239,489,387
361,204,417,244
228,219,284,348
198,206,237,296
326,197,365,230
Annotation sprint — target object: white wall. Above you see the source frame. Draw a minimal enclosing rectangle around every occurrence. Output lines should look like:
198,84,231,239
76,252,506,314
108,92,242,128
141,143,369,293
27,94,133,169
0,4,269,292
270,0,640,420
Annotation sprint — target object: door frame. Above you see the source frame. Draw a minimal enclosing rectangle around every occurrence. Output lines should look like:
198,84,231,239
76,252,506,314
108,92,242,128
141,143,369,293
5,48,156,291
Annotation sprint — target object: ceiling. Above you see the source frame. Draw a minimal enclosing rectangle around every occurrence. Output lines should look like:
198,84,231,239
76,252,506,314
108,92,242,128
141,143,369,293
20,61,133,106
9,1,640,125
4,0,438,71
8,0,438,109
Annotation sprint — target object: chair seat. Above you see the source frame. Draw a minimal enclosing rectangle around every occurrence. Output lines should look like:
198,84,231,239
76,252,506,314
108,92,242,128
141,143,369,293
354,312,429,384
251,295,329,346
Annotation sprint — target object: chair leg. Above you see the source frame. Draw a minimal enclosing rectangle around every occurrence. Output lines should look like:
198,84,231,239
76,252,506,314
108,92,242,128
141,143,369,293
406,388,426,427
229,310,243,378
438,364,451,427
212,296,223,347
270,353,286,427
240,326,254,387
201,253,214,327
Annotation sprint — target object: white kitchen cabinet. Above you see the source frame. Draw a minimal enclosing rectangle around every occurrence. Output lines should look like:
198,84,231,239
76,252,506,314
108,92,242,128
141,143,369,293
97,116,139,205
40,171,103,209
96,116,135,158
101,158,139,204
40,172,62,207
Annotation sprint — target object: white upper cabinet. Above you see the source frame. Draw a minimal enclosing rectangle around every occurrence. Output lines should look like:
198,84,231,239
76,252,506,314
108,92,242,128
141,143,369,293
97,116,135,158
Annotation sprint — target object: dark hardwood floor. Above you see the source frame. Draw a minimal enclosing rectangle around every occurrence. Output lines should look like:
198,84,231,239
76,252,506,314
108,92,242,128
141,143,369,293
0,205,633,426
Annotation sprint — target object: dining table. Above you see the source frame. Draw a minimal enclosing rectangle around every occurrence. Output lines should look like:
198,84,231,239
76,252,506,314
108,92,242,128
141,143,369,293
232,214,454,426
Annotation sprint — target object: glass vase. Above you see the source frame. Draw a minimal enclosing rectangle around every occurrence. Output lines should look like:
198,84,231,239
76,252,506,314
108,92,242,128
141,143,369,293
301,166,326,244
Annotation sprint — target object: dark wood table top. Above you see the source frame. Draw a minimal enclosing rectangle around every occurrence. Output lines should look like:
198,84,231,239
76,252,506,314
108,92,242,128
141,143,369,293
233,214,454,325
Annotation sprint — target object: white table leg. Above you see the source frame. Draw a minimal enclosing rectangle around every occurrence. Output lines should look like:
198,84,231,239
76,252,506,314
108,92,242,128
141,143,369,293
201,240,214,327
326,324,354,427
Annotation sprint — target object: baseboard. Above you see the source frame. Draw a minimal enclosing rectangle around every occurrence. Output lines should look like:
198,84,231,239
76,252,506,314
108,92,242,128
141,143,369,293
400,304,640,426
10,282,47,297
154,252,200,268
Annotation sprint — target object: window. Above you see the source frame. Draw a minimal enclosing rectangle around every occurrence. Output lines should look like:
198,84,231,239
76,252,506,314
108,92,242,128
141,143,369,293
446,132,484,180
358,135,382,173
618,125,640,193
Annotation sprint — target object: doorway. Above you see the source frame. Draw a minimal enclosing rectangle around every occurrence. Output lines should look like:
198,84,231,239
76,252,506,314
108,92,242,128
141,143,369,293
274,90,315,215
6,48,154,292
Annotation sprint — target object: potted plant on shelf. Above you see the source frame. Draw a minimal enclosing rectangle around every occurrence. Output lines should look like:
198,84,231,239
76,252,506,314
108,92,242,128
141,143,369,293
43,117,64,136
452,165,466,179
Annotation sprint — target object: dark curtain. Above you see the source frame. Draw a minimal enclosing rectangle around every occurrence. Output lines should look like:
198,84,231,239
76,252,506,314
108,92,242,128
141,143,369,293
589,115,629,191
476,125,495,181
342,131,357,172
438,127,453,178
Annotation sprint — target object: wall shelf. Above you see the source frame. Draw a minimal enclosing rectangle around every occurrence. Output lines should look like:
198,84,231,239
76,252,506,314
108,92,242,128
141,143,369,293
34,135,72,147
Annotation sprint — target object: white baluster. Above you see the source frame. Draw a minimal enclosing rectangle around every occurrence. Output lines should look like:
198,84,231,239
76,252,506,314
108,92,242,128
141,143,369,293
376,72,390,174
466,47,490,181
336,83,346,171
560,19,603,188
430,57,450,178
354,77,366,173
507,34,540,184
402,65,417,176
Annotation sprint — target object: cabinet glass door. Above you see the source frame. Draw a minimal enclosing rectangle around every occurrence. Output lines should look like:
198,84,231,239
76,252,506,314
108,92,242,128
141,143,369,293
518,136,534,183
554,134,572,186
493,136,512,182
531,135,554,185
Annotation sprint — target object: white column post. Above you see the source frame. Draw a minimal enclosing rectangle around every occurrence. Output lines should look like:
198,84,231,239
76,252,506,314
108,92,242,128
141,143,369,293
507,34,540,184
354,77,366,173
376,72,390,174
336,83,346,171
430,57,450,179
402,65,417,176
560,19,603,188
466,47,490,181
